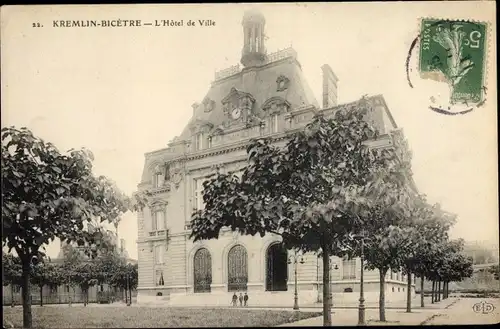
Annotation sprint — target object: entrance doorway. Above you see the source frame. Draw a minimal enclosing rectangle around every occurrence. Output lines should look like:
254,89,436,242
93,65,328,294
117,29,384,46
266,243,288,291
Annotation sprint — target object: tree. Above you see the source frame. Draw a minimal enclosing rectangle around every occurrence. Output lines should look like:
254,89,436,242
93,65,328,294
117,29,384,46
2,252,22,306
359,141,414,321
1,127,148,328
30,259,62,306
489,265,499,280
439,245,473,298
60,243,86,305
109,263,138,302
72,262,98,306
93,248,126,287
401,198,455,311
424,239,470,302
190,101,396,326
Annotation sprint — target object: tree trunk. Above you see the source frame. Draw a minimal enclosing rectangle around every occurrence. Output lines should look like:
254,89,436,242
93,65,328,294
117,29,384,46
379,268,387,322
39,285,43,306
21,259,33,328
321,246,331,327
406,273,412,313
431,281,435,303
438,281,442,301
11,284,15,307
420,276,424,308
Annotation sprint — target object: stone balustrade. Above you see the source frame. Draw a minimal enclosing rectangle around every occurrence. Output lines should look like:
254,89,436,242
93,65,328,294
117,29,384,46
213,47,298,82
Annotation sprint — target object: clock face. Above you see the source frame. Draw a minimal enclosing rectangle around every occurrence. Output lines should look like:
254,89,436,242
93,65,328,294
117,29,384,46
231,108,241,119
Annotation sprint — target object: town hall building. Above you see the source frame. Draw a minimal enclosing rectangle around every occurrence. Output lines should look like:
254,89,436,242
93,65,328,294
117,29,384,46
136,9,414,306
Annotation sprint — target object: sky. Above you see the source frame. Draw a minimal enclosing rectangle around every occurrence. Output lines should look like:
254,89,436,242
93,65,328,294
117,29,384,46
1,2,497,260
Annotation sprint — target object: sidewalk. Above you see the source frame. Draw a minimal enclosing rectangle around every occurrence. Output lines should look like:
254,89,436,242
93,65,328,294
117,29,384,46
279,298,457,326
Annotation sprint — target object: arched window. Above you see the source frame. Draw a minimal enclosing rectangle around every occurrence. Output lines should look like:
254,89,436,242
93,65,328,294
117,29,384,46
228,245,248,292
193,248,212,293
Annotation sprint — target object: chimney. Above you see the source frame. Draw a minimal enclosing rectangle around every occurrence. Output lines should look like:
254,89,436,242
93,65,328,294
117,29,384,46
320,64,338,109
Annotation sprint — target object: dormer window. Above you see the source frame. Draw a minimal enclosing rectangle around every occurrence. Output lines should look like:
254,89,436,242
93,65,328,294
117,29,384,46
262,97,291,115
153,171,165,188
195,133,203,151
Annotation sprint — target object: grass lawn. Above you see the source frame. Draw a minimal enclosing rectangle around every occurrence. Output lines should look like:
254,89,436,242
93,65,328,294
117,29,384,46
2,305,322,328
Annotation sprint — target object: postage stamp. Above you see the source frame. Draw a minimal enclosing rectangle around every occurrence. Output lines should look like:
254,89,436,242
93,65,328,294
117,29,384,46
418,19,487,107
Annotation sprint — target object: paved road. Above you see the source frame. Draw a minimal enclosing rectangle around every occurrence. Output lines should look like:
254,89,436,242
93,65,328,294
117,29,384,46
424,298,500,325
279,298,457,326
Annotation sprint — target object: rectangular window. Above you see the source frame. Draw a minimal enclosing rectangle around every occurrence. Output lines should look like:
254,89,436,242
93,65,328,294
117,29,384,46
193,178,206,210
155,245,164,265
195,133,203,151
152,211,165,231
270,114,279,133
153,172,165,188
342,259,356,279
156,269,165,286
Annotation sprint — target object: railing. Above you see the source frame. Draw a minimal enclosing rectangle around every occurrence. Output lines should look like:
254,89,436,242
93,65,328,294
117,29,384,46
214,64,241,81
213,47,298,82
266,47,297,63
148,230,167,237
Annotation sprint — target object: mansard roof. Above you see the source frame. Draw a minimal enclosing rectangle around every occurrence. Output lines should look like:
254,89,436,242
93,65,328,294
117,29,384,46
177,51,319,141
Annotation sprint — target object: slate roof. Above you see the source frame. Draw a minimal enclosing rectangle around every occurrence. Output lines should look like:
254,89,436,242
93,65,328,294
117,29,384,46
177,55,319,141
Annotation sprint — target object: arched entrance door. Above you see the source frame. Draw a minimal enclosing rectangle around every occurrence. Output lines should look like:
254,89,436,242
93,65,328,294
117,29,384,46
266,243,288,291
193,248,212,293
228,245,248,291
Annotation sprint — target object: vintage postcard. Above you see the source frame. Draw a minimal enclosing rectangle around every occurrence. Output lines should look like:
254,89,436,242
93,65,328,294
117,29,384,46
1,2,498,328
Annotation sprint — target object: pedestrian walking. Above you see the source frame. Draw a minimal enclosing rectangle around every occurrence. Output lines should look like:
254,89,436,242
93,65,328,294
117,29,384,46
239,292,243,307
232,292,238,307
243,292,248,307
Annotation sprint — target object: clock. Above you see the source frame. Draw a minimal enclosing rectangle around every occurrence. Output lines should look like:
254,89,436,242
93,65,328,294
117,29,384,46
231,108,241,119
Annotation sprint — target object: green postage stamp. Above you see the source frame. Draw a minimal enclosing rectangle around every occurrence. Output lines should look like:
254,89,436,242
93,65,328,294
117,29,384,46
419,19,487,106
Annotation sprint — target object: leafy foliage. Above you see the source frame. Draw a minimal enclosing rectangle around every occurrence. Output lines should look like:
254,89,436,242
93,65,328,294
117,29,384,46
1,126,147,328
109,263,138,290
489,265,499,280
2,252,22,287
191,104,386,249
190,101,402,325
30,260,63,289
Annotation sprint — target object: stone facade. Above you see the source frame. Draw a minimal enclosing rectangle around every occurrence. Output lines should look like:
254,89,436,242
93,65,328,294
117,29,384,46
136,9,414,306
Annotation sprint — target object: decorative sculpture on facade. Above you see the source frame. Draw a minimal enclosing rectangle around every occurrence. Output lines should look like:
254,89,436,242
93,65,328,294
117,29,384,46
203,97,216,113
276,75,290,92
